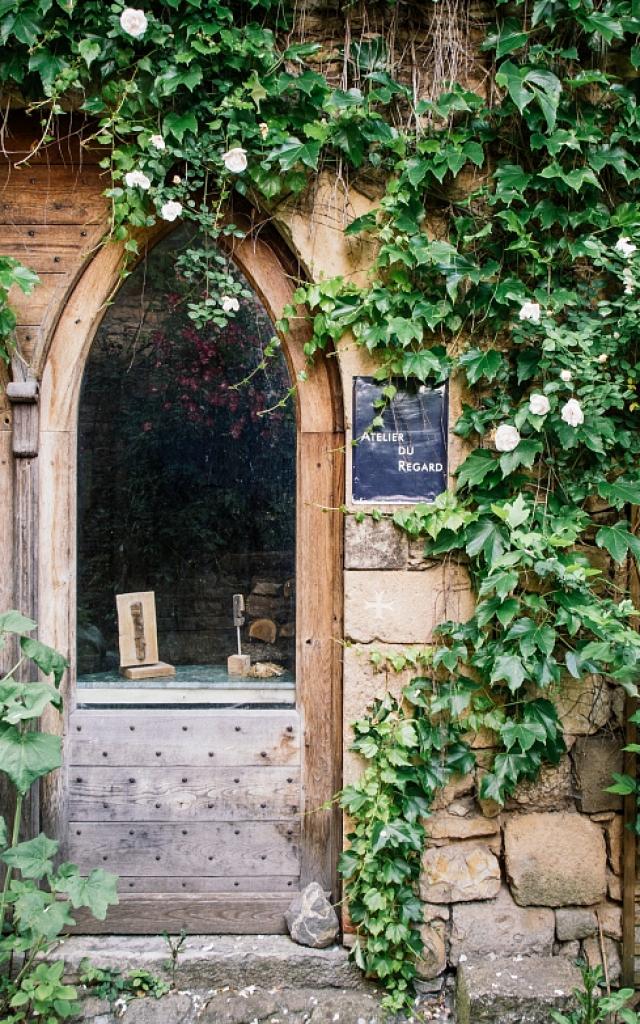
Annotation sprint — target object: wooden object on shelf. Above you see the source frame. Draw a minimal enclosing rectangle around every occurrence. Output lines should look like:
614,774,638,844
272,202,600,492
227,654,251,677
116,591,174,680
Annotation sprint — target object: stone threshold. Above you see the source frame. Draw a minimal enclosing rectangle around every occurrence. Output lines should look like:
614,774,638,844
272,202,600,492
52,935,366,991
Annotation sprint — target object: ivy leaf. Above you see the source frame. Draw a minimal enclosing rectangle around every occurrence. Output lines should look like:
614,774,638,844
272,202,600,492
78,39,101,68
458,348,504,385
0,724,61,795
456,449,498,490
465,518,508,564
400,348,448,382
598,479,640,508
163,111,198,143
606,773,636,796
273,137,321,170
1,834,58,879
595,522,633,563
0,611,36,636
500,719,547,752
491,653,527,692
499,439,542,477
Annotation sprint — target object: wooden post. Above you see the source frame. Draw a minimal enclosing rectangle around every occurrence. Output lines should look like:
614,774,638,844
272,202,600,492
624,507,640,988
7,373,40,839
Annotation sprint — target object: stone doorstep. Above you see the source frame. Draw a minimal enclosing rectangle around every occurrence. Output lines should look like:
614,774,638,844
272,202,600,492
456,956,583,1024
53,935,365,991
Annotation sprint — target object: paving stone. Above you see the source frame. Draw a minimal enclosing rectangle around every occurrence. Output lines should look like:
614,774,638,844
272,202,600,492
573,736,623,813
449,886,555,965
456,956,581,1024
122,993,192,1024
420,843,501,903
344,516,407,569
504,812,606,906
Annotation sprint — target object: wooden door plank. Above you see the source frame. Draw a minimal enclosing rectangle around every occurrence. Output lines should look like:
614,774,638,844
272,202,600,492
69,709,300,766
69,893,293,934
9,272,68,325
67,821,300,875
117,874,299,893
0,224,104,273
68,766,301,821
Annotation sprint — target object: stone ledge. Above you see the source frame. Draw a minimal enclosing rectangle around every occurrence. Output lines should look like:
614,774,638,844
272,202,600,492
456,955,582,1024
53,935,364,991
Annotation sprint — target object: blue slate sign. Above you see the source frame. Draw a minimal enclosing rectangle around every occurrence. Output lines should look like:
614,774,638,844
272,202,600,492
352,377,448,504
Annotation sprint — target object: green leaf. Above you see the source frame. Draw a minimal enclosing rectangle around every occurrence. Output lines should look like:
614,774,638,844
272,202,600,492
78,38,101,67
20,637,67,686
162,111,198,143
0,610,36,636
458,348,504,386
598,479,640,508
465,518,507,564
0,724,61,795
1,833,58,879
606,773,636,796
596,522,632,563
499,439,542,477
54,866,118,920
491,654,527,692
456,449,498,490
273,137,321,171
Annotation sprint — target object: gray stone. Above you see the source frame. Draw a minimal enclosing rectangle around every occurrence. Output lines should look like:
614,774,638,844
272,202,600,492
57,935,363,990
504,812,607,907
583,936,622,983
456,956,581,1024
555,907,597,941
450,886,555,965
344,515,407,569
415,920,446,979
573,735,623,813
421,843,501,903
506,757,574,811
122,993,192,1024
285,882,340,948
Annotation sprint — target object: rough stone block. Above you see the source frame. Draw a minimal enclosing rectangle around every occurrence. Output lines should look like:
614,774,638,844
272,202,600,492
415,919,447,979
420,843,501,903
456,956,581,1024
555,908,597,941
427,807,501,842
285,883,339,948
583,936,622,983
344,565,474,643
122,993,192,1024
556,675,611,735
573,735,623,813
344,516,407,569
506,757,574,811
449,886,555,965
605,815,623,874
504,812,606,907
598,902,622,940
608,871,622,902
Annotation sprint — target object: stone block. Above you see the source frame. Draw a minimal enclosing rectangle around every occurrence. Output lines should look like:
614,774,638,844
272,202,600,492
504,812,606,907
583,936,622,983
344,565,474,643
573,735,623,813
555,908,597,941
420,843,501,903
556,940,581,959
415,920,447,979
598,902,622,940
450,886,555,965
456,956,581,1024
506,757,574,811
608,871,622,902
344,516,407,569
605,815,623,874
556,676,611,735
427,808,501,842
123,993,192,1024
431,772,475,810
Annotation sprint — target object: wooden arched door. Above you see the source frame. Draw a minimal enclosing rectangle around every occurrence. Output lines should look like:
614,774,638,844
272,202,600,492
37,212,344,933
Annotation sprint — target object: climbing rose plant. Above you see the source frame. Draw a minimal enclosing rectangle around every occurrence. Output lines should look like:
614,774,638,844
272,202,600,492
3,0,640,1009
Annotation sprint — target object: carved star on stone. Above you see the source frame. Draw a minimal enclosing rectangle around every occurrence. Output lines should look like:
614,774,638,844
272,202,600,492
364,591,394,620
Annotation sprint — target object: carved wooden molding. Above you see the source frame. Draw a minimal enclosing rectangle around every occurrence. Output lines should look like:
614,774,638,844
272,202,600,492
7,379,39,458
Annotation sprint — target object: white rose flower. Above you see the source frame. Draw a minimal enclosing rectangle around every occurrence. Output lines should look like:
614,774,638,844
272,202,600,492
529,393,550,416
519,300,541,323
616,236,637,258
221,295,240,313
561,398,584,427
259,123,269,139
221,147,248,173
150,134,165,151
119,7,148,37
560,369,572,382
495,424,521,452
613,331,620,339
597,353,608,364
124,170,151,190
160,200,182,222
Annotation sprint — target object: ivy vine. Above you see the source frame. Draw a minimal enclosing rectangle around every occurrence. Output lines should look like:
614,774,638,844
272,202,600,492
3,0,640,1011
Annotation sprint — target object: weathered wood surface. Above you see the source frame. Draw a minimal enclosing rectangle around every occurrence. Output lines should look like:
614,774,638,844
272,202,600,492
69,709,300,767
116,874,299,893
0,224,104,274
69,893,291,934
67,821,300,875
68,766,301,821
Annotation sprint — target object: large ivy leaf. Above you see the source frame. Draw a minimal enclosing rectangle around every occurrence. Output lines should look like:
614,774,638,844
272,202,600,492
499,439,542,477
1,834,58,879
273,136,321,170
458,348,505,385
465,518,508,564
163,110,198,142
54,866,118,920
0,724,62,795
491,653,527,692
456,449,498,490
598,479,640,508
0,611,36,636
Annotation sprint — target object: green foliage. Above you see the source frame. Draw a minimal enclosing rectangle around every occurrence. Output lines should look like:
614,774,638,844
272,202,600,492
79,960,170,1007
550,965,639,1024
0,257,38,364
0,612,119,1023
2,0,640,1010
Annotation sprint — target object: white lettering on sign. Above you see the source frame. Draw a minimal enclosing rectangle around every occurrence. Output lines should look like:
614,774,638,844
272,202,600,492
362,432,405,443
398,461,444,473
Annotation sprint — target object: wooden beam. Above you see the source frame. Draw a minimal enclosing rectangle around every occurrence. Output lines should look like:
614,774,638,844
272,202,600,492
68,893,293,934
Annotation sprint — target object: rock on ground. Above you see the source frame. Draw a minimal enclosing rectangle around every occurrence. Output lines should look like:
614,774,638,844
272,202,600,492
285,882,340,948
456,956,582,1024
